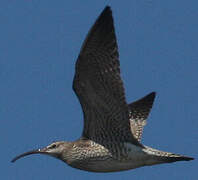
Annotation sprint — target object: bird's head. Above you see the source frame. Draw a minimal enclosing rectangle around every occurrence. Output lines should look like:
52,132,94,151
11,141,70,163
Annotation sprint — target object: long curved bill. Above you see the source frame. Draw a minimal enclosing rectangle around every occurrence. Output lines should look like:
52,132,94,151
11,148,46,163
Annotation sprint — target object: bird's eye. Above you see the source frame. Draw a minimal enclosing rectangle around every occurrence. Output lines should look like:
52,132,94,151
50,144,57,149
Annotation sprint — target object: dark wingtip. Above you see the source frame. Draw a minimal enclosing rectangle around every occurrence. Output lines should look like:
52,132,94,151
147,91,156,100
128,91,157,116
104,6,111,11
134,91,156,105
166,156,194,163
182,156,194,161
99,6,112,20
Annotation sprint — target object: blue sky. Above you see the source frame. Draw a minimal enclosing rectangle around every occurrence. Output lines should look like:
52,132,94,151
1,0,197,179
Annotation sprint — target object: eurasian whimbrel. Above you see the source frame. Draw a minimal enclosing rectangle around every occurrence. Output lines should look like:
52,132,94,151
11,6,193,172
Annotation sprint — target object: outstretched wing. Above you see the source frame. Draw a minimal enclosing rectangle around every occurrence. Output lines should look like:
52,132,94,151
73,7,140,145
129,92,156,142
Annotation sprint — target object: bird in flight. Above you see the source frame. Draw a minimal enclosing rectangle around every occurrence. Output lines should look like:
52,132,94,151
11,6,193,172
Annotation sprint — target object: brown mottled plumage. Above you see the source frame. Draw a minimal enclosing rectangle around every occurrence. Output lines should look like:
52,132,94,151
11,6,193,172
129,92,156,142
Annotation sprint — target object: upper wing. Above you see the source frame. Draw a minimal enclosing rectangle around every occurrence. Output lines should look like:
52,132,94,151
73,6,140,145
129,92,156,142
